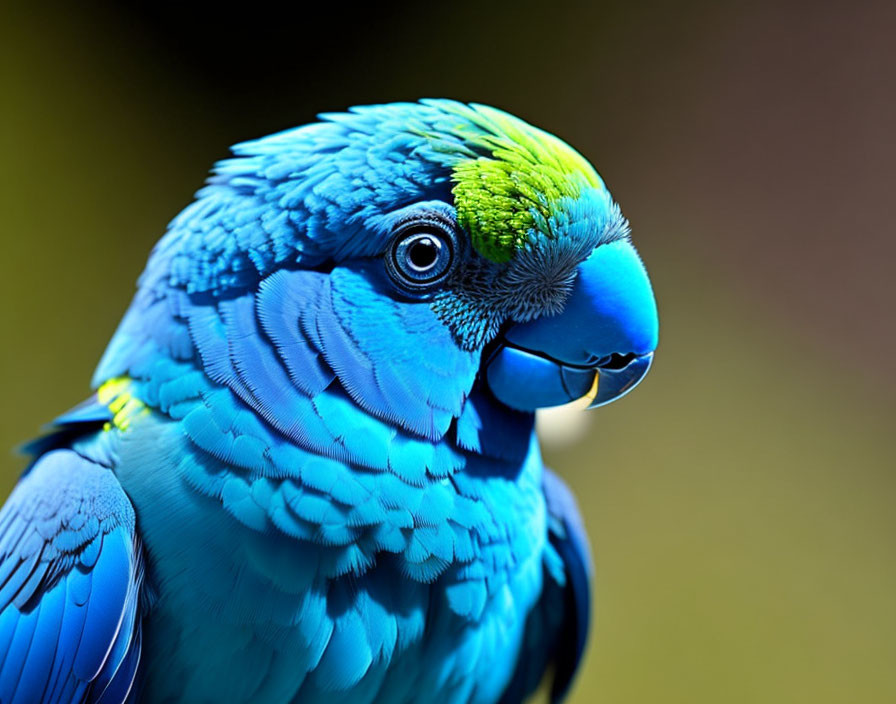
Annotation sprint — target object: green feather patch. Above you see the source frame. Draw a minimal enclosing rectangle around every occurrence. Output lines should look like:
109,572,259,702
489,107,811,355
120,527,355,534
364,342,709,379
430,102,604,263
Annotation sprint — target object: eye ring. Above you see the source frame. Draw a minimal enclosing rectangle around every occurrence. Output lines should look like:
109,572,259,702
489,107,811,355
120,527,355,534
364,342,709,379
386,218,457,291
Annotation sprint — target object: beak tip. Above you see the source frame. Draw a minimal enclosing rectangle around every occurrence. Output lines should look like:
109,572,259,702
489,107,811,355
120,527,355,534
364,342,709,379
587,351,654,409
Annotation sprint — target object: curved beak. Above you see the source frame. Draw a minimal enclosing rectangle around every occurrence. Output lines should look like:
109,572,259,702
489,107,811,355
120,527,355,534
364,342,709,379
485,240,658,412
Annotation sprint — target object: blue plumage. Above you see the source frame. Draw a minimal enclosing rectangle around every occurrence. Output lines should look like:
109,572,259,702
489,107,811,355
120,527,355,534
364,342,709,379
0,101,659,702
0,450,143,703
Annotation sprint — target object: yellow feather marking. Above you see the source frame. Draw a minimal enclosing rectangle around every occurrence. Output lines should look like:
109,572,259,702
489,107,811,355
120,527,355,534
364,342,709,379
97,377,148,431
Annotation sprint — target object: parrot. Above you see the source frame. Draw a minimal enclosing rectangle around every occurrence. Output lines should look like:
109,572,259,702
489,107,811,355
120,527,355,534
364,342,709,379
0,100,658,704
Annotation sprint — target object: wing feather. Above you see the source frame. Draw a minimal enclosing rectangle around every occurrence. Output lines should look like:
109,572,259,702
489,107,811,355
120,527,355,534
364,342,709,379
500,467,592,704
0,449,143,704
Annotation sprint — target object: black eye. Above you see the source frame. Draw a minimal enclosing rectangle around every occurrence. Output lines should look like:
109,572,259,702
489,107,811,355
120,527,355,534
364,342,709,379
407,236,441,271
387,227,456,290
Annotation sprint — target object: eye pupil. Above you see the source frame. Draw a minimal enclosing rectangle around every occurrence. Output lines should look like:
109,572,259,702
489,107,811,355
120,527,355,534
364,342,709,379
408,237,439,270
386,216,457,292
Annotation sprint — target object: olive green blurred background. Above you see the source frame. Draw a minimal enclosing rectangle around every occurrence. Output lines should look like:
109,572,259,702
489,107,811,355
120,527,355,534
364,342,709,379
1,2,893,702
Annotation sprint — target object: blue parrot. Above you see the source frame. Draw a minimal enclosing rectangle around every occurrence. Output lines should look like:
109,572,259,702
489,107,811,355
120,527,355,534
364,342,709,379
0,100,658,703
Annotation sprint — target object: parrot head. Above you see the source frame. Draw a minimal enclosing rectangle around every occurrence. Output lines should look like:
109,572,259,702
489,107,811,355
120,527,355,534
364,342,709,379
98,100,657,446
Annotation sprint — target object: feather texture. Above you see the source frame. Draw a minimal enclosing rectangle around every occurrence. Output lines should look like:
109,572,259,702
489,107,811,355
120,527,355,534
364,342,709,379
0,450,143,704
0,100,643,703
